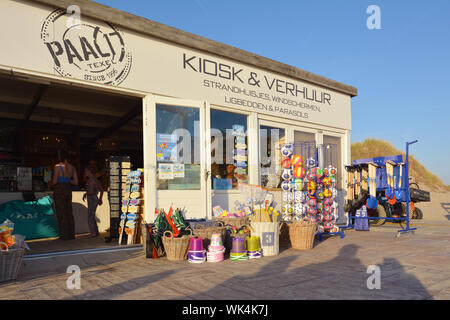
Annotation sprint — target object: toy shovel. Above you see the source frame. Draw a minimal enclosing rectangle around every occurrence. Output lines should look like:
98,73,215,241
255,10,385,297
388,173,397,205
384,161,395,200
395,163,404,202
366,162,378,210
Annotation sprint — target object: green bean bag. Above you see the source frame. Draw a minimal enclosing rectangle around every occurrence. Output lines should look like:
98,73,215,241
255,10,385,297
0,196,59,240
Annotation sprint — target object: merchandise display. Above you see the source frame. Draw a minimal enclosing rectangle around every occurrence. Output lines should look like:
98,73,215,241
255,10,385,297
119,169,144,245
108,155,131,241
279,142,340,236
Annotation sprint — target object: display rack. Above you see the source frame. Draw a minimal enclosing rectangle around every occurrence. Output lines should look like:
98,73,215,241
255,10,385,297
279,141,344,241
105,155,131,242
343,140,418,237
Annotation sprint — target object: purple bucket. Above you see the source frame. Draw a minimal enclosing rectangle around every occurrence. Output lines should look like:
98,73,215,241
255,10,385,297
188,250,206,263
231,237,246,253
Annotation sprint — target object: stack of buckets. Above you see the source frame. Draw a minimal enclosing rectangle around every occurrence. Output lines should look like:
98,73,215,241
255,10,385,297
188,237,206,263
206,233,225,262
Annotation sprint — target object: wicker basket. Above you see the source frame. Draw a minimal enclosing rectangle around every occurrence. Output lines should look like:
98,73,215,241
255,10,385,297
161,230,192,261
288,221,318,250
0,242,25,282
212,216,250,229
192,222,226,248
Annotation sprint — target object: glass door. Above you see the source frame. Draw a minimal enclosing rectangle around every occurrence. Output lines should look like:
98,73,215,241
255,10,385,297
146,96,207,220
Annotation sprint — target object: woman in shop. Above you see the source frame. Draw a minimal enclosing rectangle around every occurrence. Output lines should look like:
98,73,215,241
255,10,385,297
82,165,104,237
49,150,78,240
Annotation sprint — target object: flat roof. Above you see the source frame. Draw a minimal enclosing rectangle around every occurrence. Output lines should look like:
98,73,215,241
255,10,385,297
32,0,357,97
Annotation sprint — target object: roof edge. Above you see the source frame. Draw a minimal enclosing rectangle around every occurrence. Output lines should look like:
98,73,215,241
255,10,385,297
30,0,358,97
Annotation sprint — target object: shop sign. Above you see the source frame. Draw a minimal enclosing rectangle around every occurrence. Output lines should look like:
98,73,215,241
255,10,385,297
41,9,132,85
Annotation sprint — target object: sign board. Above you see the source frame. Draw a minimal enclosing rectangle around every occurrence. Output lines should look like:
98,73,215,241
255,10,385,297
0,0,352,130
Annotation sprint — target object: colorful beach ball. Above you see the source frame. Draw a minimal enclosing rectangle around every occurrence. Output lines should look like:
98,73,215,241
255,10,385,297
323,177,332,187
281,158,291,169
323,188,332,198
306,171,316,181
281,144,293,157
281,180,291,192
331,225,340,233
291,155,304,167
323,221,334,231
316,167,324,179
293,166,306,179
281,169,292,181
307,198,317,207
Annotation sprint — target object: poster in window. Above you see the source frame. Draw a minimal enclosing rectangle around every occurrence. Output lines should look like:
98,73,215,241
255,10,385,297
156,134,177,162
158,163,174,180
173,163,185,178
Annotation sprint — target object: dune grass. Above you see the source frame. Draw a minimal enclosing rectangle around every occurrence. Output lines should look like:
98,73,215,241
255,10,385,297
351,139,449,191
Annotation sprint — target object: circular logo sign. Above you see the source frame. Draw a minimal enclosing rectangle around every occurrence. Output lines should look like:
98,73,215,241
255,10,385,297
41,9,132,85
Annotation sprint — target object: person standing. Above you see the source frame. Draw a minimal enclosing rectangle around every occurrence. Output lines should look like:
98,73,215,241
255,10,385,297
50,150,78,240
82,167,104,237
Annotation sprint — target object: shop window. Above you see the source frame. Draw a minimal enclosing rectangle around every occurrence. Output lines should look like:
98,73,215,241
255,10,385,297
323,134,342,189
156,104,200,190
259,126,285,189
210,109,248,190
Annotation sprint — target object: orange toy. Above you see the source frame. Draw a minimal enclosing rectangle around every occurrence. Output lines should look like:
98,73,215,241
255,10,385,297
291,155,304,167
293,166,306,179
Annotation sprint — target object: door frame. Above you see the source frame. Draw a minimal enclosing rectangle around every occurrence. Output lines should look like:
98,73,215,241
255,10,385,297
143,94,207,222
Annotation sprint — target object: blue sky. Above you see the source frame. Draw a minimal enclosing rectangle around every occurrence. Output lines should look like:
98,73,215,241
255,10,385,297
98,0,450,184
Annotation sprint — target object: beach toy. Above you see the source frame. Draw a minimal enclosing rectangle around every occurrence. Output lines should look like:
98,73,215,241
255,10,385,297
323,188,332,198
281,169,292,180
230,237,248,261
291,155,304,167
281,144,293,157
306,170,316,181
323,221,334,231
317,191,324,201
322,213,334,222
281,180,291,192
331,188,338,198
331,225,340,233
366,196,378,210
306,157,317,168
307,181,316,197
323,177,332,187
307,198,317,207
246,236,262,259
188,237,206,263
324,198,333,206
281,158,292,169
294,191,303,202
293,166,306,179
328,166,337,177
282,204,293,215
316,167,324,179
282,191,290,202
294,203,303,215
294,178,303,190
